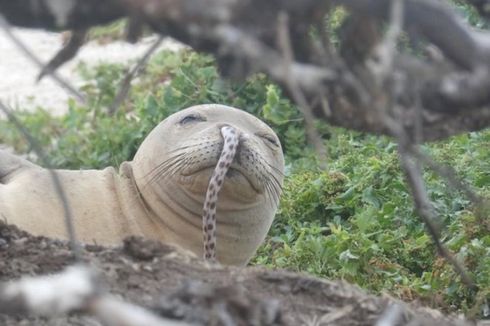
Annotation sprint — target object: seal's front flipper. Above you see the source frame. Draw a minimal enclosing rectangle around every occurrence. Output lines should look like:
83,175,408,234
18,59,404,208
0,149,36,184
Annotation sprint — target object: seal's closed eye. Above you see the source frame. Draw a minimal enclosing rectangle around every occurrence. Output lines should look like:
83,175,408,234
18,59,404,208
257,133,280,147
179,114,206,125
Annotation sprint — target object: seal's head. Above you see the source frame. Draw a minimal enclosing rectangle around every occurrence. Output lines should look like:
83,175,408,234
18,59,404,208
132,104,284,265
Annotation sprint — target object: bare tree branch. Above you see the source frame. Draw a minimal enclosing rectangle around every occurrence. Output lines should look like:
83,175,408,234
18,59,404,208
384,110,478,290
276,13,328,169
0,0,125,30
398,146,477,289
37,28,87,82
362,0,480,291
334,0,483,70
108,36,163,115
0,13,86,104
462,0,490,19
0,0,490,140
368,0,404,83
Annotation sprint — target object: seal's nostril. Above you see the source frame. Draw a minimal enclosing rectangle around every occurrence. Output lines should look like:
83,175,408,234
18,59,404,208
239,132,250,142
217,123,230,130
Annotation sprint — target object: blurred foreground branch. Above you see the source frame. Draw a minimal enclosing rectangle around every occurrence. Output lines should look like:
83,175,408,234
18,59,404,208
0,0,489,141
0,265,189,326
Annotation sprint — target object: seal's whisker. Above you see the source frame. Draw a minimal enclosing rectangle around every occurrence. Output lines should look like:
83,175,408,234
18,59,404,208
268,172,284,193
140,154,187,190
140,153,185,180
264,182,277,209
266,173,282,206
162,157,190,179
150,150,193,176
250,154,284,198
145,157,182,183
166,143,202,155
265,162,285,177
266,179,281,208
142,143,204,179
151,156,187,181
254,151,285,178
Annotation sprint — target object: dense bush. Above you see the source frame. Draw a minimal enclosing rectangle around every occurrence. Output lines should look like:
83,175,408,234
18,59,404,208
0,49,488,316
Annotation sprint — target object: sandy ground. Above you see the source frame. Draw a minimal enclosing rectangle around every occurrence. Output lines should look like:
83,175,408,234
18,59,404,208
0,28,183,116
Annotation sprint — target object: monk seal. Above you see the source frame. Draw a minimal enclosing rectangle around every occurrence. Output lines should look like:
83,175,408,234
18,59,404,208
0,104,285,265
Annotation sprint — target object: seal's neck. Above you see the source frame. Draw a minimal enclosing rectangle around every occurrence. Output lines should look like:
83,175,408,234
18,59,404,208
114,162,173,240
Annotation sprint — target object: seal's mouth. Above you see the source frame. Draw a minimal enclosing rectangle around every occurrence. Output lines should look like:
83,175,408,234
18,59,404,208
181,165,262,194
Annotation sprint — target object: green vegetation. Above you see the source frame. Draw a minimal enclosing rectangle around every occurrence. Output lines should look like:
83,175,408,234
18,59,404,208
450,0,489,29
0,49,488,316
87,19,128,44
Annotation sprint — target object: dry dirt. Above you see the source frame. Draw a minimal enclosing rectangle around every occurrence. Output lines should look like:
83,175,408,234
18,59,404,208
0,222,477,326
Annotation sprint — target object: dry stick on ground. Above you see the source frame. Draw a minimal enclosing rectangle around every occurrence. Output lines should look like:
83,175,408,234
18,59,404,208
276,12,328,169
0,264,190,326
108,36,164,115
0,101,82,260
375,304,405,326
0,14,86,104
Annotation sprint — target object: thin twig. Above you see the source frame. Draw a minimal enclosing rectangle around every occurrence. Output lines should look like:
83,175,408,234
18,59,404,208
413,93,424,145
211,24,337,91
368,0,403,83
410,146,483,205
108,36,163,115
37,29,87,82
383,111,477,288
398,147,476,289
0,101,82,260
276,12,328,169
0,14,86,104
370,1,477,290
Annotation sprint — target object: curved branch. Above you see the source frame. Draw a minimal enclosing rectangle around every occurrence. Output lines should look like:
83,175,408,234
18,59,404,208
0,0,489,141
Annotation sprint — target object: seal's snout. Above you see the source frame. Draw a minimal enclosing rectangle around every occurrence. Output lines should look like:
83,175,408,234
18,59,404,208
219,125,240,155
217,124,250,157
